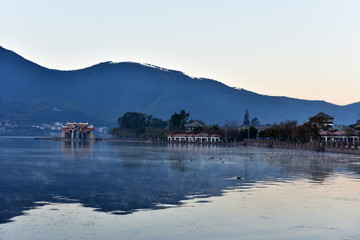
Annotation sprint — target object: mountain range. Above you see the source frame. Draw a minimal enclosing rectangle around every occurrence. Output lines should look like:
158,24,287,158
0,46,359,130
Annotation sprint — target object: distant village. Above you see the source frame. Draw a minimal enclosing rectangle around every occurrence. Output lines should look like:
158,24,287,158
0,119,109,137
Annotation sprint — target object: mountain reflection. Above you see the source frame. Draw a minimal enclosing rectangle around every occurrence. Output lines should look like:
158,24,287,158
0,139,358,224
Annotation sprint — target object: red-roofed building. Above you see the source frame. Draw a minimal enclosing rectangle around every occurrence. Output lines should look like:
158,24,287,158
167,133,220,143
319,130,359,143
61,122,95,139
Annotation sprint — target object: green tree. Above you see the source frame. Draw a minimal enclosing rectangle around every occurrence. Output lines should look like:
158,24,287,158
305,117,331,141
149,117,168,129
118,112,147,130
292,124,312,143
140,127,168,140
112,112,168,139
258,127,278,139
209,124,220,130
224,129,239,142
238,126,258,140
251,117,260,125
109,127,121,137
276,120,298,141
249,126,258,138
169,110,190,130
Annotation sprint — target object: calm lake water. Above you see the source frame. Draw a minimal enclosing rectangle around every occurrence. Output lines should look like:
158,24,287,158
0,137,359,240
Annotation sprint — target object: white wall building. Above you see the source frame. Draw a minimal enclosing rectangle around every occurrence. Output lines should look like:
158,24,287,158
319,130,359,143
167,133,220,143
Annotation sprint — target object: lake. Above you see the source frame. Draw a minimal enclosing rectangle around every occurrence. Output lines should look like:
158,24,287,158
0,137,359,240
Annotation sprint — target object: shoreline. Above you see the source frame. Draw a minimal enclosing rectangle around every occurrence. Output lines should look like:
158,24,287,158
244,139,360,156
34,137,360,156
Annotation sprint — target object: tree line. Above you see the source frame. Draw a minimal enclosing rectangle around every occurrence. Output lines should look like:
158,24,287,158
109,109,262,141
109,109,341,143
109,110,200,139
258,119,331,143
109,112,167,140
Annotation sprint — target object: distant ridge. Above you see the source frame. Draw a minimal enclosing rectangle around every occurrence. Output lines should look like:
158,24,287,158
0,46,359,128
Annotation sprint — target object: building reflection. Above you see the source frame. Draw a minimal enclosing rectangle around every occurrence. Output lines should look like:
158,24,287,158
166,142,222,151
60,140,94,159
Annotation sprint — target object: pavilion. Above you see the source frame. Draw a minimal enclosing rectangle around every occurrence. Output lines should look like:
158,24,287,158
61,122,95,139
309,112,334,127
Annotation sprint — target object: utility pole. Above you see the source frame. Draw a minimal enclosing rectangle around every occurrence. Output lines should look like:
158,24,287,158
224,128,227,143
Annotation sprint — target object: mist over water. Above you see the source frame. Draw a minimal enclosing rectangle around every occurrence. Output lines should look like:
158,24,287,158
0,138,359,239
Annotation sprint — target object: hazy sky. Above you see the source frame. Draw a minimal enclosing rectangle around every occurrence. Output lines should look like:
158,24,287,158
1,0,359,105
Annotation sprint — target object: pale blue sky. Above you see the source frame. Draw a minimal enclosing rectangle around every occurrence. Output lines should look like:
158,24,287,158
1,0,359,105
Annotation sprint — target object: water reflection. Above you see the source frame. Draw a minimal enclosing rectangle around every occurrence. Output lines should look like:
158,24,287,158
0,138,359,225
60,140,94,159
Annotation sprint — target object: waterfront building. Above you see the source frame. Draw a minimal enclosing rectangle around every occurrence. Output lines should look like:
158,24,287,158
184,121,205,132
61,122,95,139
167,133,220,143
319,130,359,143
309,112,334,127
